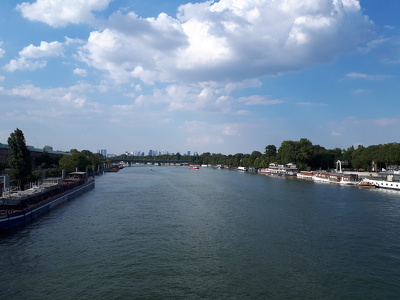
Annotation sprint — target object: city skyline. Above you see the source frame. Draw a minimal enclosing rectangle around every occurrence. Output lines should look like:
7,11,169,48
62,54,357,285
1,0,399,155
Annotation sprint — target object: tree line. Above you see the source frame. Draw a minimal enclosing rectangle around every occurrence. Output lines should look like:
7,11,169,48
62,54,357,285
119,138,400,171
3,129,104,189
3,129,400,190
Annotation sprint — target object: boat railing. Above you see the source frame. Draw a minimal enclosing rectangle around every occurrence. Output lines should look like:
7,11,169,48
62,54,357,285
2,186,21,198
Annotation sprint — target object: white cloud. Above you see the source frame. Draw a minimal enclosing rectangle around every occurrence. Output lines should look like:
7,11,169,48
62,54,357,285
73,68,87,76
0,75,4,81
4,41,64,72
20,41,64,58
16,0,112,27
78,11,188,83
77,0,372,85
131,83,235,113
345,72,389,80
0,44,5,57
239,95,283,105
237,110,251,115
373,118,400,127
4,83,100,114
223,79,262,94
4,58,47,72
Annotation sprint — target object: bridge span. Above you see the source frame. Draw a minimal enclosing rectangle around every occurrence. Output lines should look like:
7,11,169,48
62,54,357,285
101,158,190,165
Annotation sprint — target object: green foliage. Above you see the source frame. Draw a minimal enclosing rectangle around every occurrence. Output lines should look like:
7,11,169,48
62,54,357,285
344,143,400,171
59,150,100,173
7,128,32,189
35,150,59,168
0,162,7,171
100,139,400,172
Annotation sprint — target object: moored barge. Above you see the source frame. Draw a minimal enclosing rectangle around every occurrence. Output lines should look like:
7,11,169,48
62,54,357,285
0,172,95,231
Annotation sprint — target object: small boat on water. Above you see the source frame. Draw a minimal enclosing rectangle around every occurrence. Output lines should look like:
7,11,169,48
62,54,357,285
189,166,199,170
358,181,378,188
0,172,95,231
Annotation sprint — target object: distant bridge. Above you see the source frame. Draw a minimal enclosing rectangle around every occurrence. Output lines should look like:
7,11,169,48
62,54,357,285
100,158,190,165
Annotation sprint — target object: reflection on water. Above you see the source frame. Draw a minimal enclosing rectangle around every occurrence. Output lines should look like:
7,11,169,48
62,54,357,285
1,165,400,299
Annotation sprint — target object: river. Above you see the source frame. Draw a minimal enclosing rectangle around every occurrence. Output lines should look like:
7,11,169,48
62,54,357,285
1,165,400,299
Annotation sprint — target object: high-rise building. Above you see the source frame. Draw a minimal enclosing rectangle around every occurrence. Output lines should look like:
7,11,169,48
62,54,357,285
98,149,107,157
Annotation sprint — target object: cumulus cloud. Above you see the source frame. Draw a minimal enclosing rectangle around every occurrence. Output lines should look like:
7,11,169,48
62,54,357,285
77,11,188,83
76,0,372,85
4,58,47,72
16,0,112,27
20,41,64,58
131,83,235,113
4,41,64,72
0,42,5,57
73,68,87,76
5,83,100,114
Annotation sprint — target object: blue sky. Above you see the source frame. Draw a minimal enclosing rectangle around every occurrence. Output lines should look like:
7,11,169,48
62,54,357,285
0,0,399,155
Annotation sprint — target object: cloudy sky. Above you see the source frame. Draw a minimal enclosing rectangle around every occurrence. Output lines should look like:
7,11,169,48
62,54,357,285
0,0,399,155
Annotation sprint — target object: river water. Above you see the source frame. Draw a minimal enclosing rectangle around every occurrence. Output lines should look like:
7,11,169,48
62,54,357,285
1,165,400,299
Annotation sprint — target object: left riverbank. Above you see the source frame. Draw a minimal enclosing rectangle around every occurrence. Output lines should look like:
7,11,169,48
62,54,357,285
0,171,94,231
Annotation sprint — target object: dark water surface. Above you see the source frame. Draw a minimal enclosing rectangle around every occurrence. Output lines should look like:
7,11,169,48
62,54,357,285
1,165,400,299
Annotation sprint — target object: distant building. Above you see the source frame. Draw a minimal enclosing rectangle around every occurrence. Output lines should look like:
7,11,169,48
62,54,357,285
187,151,191,156
98,149,107,157
43,145,53,151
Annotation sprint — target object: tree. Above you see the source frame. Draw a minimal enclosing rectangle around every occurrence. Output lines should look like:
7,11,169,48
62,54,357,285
36,150,52,168
265,145,277,163
277,140,297,163
7,128,32,189
59,152,91,173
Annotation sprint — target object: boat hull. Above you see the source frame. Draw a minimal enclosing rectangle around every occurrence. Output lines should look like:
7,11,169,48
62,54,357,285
0,180,95,231
361,179,400,191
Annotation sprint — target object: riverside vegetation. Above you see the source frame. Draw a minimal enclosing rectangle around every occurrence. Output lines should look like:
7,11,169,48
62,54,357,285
118,138,400,172
2,129,400,190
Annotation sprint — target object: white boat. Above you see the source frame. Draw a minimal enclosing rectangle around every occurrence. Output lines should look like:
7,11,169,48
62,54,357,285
258,163,297,176
237,166,247,171
360,173,400,190
297,171,316,179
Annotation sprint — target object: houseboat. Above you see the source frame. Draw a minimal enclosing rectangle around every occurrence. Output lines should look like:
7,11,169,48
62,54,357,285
258,163,298,176
297,171,317,180
359,172,400,191
311,172,359,185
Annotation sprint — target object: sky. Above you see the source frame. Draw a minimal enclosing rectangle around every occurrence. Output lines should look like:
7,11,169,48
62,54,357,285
0,0,399,155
